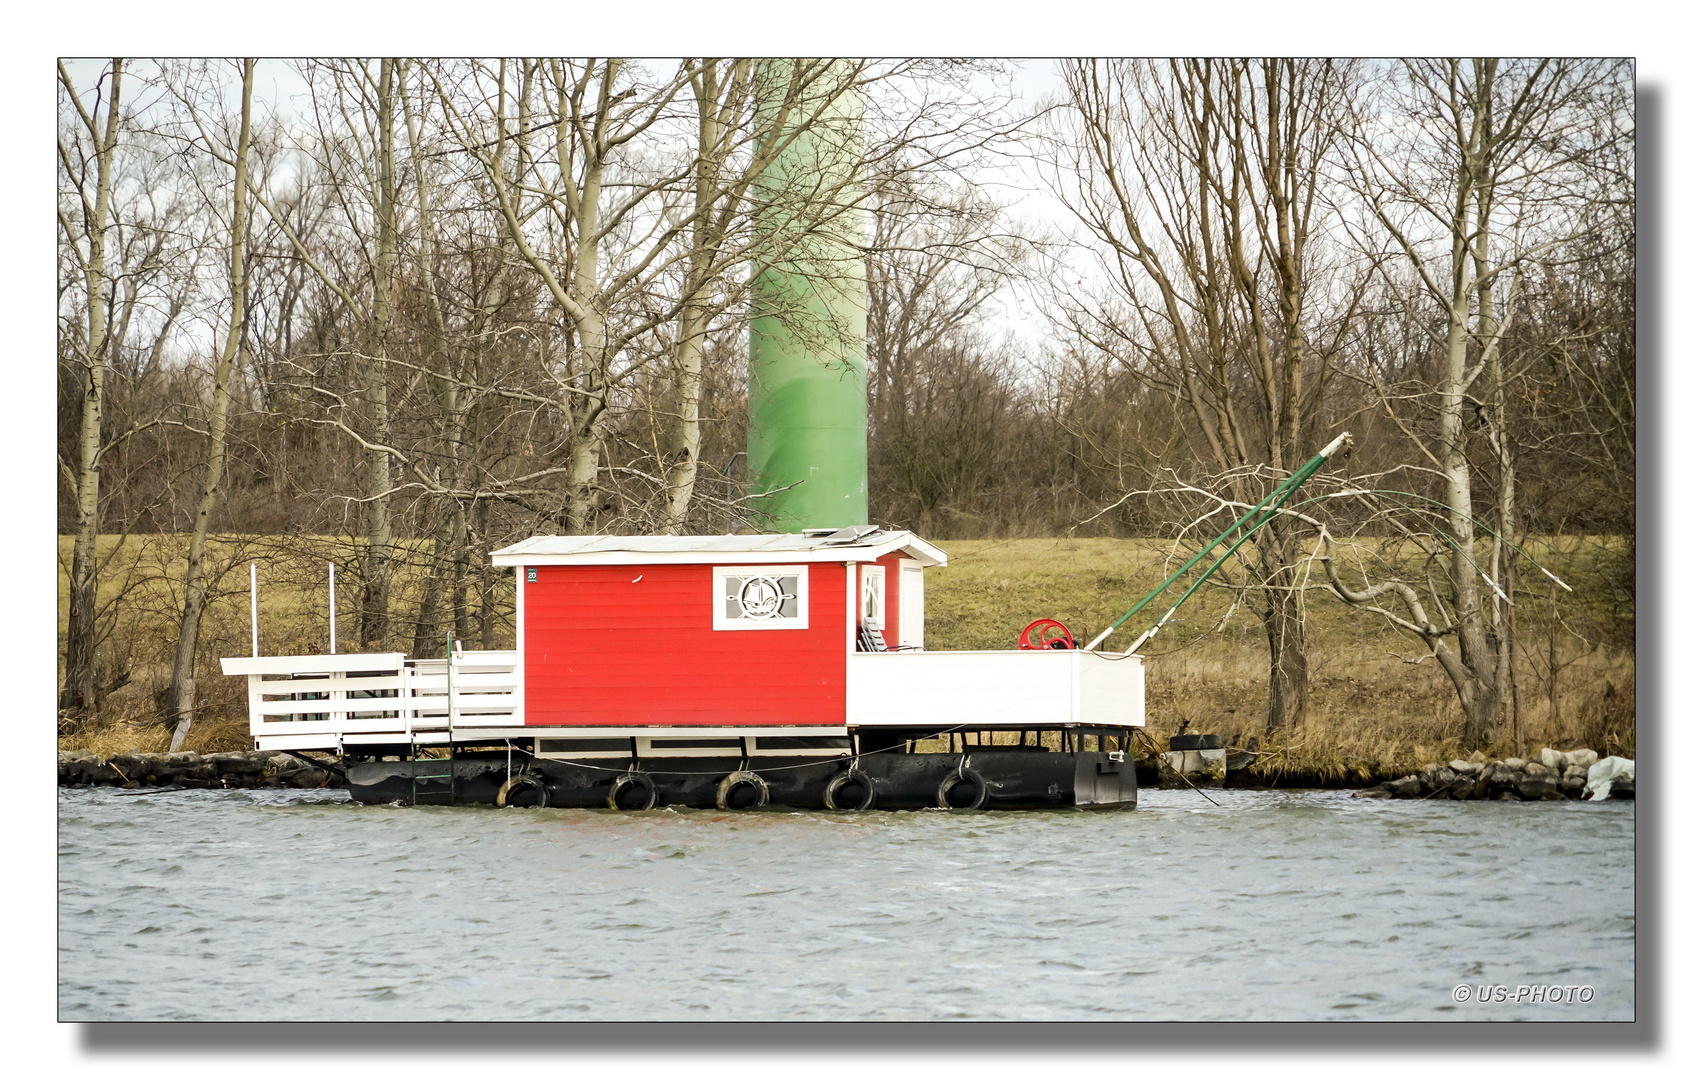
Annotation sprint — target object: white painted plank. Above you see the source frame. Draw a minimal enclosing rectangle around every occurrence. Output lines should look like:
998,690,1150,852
846,651,1077,728
1077,652,1145,727
254,716,418,735
254,674,407,696
254,733,343,751
223,653,406,676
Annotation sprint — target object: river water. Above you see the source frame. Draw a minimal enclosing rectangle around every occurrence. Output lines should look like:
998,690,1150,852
57,786,1634,1021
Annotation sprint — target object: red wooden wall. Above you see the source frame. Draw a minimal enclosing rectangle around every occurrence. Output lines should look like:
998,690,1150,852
869,552,907,650
522,563,847,727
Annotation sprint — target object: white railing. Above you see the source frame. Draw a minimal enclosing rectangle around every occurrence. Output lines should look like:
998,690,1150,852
219,650,519,749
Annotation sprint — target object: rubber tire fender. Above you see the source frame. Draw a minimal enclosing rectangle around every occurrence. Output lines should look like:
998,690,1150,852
823,768,877,812
716,770,770,811
936,766,988,810
495,772,549,808
607,772,658,811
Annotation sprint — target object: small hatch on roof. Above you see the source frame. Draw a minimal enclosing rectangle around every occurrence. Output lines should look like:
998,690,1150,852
818,525,882,546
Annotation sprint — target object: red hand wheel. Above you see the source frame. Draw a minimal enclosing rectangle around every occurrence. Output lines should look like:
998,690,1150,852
1018,618,1075,650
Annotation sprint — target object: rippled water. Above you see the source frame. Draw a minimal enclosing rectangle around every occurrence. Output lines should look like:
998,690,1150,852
58,787,1634,1021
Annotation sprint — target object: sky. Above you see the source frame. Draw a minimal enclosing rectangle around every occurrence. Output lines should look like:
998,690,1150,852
55,57,1078,363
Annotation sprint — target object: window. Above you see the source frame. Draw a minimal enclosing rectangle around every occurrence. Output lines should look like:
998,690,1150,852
713,565,809,630
860,564,885,629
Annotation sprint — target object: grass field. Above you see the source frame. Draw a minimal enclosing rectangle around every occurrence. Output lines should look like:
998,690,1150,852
925,537,1634,778
58,533,1635,778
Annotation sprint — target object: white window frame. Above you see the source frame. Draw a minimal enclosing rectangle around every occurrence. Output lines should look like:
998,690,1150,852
713,565,809,631
859,564,886,629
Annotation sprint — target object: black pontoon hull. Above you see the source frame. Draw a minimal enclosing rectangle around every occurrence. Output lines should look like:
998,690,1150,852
346,750,1136,811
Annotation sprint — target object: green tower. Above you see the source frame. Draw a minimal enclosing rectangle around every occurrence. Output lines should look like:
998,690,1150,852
747,60,868,533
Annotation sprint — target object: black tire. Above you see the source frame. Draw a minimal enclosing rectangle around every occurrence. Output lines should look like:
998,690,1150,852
823,769,876,811
495,772,549,808
937,766,988,810
607,772,658,811
716,770,769,811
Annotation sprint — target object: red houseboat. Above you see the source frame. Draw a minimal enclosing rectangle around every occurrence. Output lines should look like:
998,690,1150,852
220,527,1144,810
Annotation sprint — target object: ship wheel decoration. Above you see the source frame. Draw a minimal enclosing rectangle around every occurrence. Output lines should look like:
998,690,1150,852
1018,618,1075,650
737,575,794,620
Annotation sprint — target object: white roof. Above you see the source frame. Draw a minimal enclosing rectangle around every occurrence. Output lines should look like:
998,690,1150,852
490,529,947,568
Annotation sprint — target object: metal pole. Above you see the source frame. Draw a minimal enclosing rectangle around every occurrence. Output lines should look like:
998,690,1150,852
328,562,337,654
249,562,259,656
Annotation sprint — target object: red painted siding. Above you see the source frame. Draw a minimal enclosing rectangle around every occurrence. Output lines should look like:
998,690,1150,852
871,553,906,650
523,563,847,726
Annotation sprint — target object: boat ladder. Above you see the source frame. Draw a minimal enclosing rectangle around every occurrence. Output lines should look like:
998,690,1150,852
409,635,458,806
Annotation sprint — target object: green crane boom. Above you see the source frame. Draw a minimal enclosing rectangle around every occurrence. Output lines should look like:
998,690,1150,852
1085,432,1352,653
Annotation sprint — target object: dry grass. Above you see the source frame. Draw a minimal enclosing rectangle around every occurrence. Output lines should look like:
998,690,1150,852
923,537,1635,779
59,533,1635,775
63,715,253,759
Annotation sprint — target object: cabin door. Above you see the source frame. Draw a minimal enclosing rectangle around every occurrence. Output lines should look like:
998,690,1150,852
898,561,924,650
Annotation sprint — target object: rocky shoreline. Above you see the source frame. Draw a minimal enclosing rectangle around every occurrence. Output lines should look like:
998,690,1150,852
58,749,347,791
1138,743,1635,802
1350,747,1634,802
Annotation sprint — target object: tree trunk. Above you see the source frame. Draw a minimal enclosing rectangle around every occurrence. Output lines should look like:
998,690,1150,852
662,270,709,533
1435,63,1502,746
661,61,729,535
1485,249,1519,751
412,377,468,658
451,499,470,644
166,58,254,751
1261,520,1309,731
60,59,123,718
474,496,494,650
1438,300,1501,745
563,107,608,535
1251,59,1324,732
361,58,399,648
409,515,446,659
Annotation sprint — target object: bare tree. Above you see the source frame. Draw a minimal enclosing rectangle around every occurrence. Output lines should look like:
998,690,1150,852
1336,58,1631,743
57,61,206,718
1050,59,1362,730
245,59,407,647
162,58,255,749
57,60,126,717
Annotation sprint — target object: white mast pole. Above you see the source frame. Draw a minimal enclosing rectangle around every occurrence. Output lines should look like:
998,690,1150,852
328,562,337,654
250,562,259,656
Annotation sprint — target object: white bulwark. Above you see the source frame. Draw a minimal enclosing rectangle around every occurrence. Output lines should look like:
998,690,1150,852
846,650,1144,729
